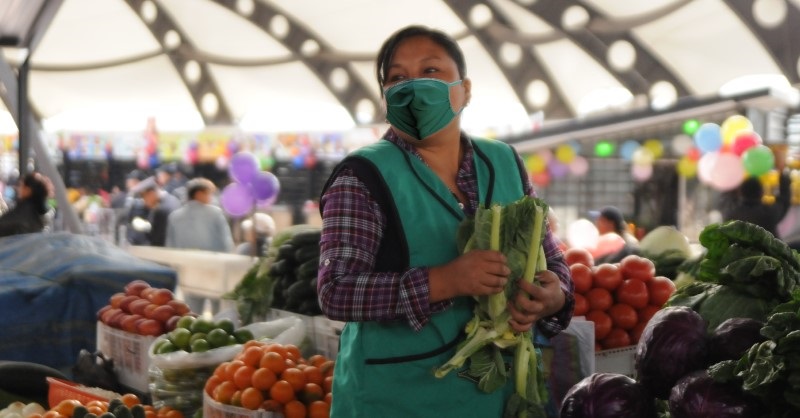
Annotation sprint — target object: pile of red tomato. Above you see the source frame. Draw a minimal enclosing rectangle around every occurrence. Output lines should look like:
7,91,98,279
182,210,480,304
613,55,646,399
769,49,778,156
564,248,677,351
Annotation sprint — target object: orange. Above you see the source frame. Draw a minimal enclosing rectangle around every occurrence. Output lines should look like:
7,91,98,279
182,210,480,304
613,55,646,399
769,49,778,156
230,390,242,407
269,380,295,404
213,362,230,380
281,367,306,391
42,411,65,418
251,367,277,391
260,351,287,375
282,400,306,418
284,344,302,362
163,409,182,418
87,406,105,416
121,393,141,407
323,375,334,394
324,392,332,405
308,400,330,418
239,387,264,410
320,360,335,378
260,399,283,412
307,354,327,368
239,346,264,368
264,343,288,358
301,383,324,403
213,380,238,404
205,374,223,396
225,360,246,382
84,400,107,412
53,399,82,417
144,408,157,418
233,365,255,390
302,365,324,386
241,340,266,351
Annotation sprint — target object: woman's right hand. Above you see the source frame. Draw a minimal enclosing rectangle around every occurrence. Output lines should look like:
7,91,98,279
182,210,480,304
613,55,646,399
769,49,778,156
428,249,510,302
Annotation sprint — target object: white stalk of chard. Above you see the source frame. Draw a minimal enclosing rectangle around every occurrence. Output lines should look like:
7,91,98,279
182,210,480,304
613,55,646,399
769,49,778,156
487,204,505,320
434,320,509,378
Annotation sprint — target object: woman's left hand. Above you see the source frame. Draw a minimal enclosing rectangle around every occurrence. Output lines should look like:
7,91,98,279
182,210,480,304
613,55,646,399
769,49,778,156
507,270,566,333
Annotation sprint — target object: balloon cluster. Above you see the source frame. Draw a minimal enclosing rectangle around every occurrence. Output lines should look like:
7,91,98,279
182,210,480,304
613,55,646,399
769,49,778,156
220,152,281,217
621,138,665,182
678,115,773,191
525,142,589,187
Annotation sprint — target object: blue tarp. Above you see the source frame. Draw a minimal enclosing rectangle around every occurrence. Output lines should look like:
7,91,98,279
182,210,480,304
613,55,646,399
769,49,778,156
0,233,177,370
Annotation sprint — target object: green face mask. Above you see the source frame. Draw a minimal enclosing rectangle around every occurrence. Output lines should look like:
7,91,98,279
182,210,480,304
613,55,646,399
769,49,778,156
384,78,463,140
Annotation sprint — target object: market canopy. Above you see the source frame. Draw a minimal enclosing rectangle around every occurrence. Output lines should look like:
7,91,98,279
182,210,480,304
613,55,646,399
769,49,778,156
1,0,799,135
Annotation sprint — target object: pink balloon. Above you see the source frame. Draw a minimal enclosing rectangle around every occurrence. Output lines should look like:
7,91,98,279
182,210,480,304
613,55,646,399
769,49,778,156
631,163,653,182
731,131,762,156
708,152,745,191
568,156,589,176
697,152,719,184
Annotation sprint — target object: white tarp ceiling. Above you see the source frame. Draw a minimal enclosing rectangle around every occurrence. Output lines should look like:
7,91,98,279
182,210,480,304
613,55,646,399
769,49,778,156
1,0,799,136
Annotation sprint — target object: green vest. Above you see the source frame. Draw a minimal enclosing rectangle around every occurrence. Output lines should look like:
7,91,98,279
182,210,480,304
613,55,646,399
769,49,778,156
329,138,525,418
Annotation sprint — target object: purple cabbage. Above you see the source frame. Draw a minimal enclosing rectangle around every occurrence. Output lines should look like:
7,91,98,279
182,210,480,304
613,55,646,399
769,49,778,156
635,306,709,399
707,317,766,363
669,370,761,417
559,373,656,418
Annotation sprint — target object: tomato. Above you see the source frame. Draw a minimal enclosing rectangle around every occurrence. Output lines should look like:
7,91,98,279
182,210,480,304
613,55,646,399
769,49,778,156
601,328,631,350
615,279,649,309
608,303,638,330
573,293,589,316
619,255,655,282
648,275,677,306
637,305,662,326
570,263,593,294
586,287,613,312
564,247,594,267
592,263,623,291
586,309,613,340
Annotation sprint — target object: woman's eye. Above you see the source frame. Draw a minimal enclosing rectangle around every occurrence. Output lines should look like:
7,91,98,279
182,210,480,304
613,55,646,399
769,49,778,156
423,67,439,74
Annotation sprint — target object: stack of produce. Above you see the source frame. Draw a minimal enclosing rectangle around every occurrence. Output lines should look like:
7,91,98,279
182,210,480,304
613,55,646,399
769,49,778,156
22,393,182,418
96,280,193,336
226,225,322,325
205,341,334,418
565,248,676,350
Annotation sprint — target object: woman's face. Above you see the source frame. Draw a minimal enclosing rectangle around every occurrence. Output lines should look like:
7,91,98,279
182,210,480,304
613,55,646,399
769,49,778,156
383,35,471,141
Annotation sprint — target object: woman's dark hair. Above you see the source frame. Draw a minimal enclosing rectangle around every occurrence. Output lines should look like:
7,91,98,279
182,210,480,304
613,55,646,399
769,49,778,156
21,173,50,215
375,25,466,96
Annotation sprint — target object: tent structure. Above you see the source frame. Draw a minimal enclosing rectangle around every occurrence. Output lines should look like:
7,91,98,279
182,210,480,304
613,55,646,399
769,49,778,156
1,0,799,232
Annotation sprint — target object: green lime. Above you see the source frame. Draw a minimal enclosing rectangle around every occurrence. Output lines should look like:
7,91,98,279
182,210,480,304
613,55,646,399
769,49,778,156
156,340,178,354
215,318,235,334
176,315,196,330
233,328,254,344
189,332,207,344
206,328,230,348
168,327,192,350
227,335,237,346
190,318,215,334
190,338,210,353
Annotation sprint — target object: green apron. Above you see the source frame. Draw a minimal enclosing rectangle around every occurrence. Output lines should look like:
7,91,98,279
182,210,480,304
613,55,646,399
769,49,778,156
329,138,525,418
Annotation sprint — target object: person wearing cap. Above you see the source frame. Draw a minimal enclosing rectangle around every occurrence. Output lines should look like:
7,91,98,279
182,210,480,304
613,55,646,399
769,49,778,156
165,177,234,253
593,206,639,247
236,212,276,257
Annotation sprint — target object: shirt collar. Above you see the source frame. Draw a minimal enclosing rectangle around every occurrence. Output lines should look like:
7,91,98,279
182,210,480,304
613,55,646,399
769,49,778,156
381,128,475,165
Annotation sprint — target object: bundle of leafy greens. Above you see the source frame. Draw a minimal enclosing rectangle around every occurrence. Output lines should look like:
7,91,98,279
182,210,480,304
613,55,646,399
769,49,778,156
434,196,550,418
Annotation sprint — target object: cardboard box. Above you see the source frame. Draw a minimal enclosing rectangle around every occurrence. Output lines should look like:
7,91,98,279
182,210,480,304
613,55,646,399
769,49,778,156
95,321,157,392
595,345,637,377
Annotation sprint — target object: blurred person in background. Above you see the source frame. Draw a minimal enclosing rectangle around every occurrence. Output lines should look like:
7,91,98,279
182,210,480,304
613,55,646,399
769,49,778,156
720,174,790,237
165,177,234,252
591,206,639,247
126,181,179,246
0,172,52,237
236,212,276,257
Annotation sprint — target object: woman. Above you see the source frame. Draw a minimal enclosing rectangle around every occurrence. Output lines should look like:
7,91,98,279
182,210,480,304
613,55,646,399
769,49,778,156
317,25,573,417
0,172,51,237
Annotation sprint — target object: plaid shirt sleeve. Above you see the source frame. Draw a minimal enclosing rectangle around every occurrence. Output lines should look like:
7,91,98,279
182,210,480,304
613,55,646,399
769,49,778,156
317,168,451,331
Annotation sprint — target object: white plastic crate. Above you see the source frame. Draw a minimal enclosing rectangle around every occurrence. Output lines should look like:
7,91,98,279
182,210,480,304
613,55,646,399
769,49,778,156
594,345,637,378
95,321,157,392
312,316,344,359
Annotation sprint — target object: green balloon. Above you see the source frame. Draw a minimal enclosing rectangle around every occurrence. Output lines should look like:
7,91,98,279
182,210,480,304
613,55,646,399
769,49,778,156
742,145,774,176
595,140,615,158
683,119,701,136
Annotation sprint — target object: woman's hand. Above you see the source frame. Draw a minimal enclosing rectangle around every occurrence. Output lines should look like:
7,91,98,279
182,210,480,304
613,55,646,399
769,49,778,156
428,249,510,302
507,270,566,333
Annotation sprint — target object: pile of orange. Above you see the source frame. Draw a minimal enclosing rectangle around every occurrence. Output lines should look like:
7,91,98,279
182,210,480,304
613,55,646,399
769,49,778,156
34,394,183,418
206,341,335,418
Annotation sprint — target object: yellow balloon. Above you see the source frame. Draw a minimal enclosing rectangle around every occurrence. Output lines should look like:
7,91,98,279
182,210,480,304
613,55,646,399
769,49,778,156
677,156,697,178
555,144,576,164
632,148,655,166
721,115,753,145
759,169,779,187
525,154,546,173
643,139,664,159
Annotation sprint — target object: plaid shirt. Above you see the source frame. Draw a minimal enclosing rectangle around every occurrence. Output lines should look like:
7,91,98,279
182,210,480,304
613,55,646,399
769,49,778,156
318,130,574,336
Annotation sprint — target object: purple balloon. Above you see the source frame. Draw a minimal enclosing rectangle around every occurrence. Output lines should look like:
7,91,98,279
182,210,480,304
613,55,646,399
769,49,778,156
229,152,260,184
248,171,280,201
257,194,277,210
220,183,254,217
548,160,570,179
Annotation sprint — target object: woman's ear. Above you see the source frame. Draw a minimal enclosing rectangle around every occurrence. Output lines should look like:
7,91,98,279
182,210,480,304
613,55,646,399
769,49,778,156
462,78,472,108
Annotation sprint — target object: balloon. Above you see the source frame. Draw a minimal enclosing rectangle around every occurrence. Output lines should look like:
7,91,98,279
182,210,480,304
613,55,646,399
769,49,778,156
566,219,599,250
731,131,762,156
248,171,280,201
595,141,615,157
721,115,753,145
671,134,694,155
676,156,697,178
694,123,722,153
555,144,576,164
220,183,254,217
568,156,589,176
682,119,701,136
591,233,626,258
708,152,746,191
536,149,553,163
256,194,278,210
643,139,664,159
697,152,718,184
741,145,775,176
686,146,701,161
548,160,570,179
260,155,275,170
619,140,640,161
525,154,546,174
229,152,260,183
631,163,653,182
632,148,655,166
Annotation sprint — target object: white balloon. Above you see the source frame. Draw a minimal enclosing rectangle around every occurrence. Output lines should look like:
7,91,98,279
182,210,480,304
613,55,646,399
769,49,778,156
566,218,600,250
671,134,694,155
